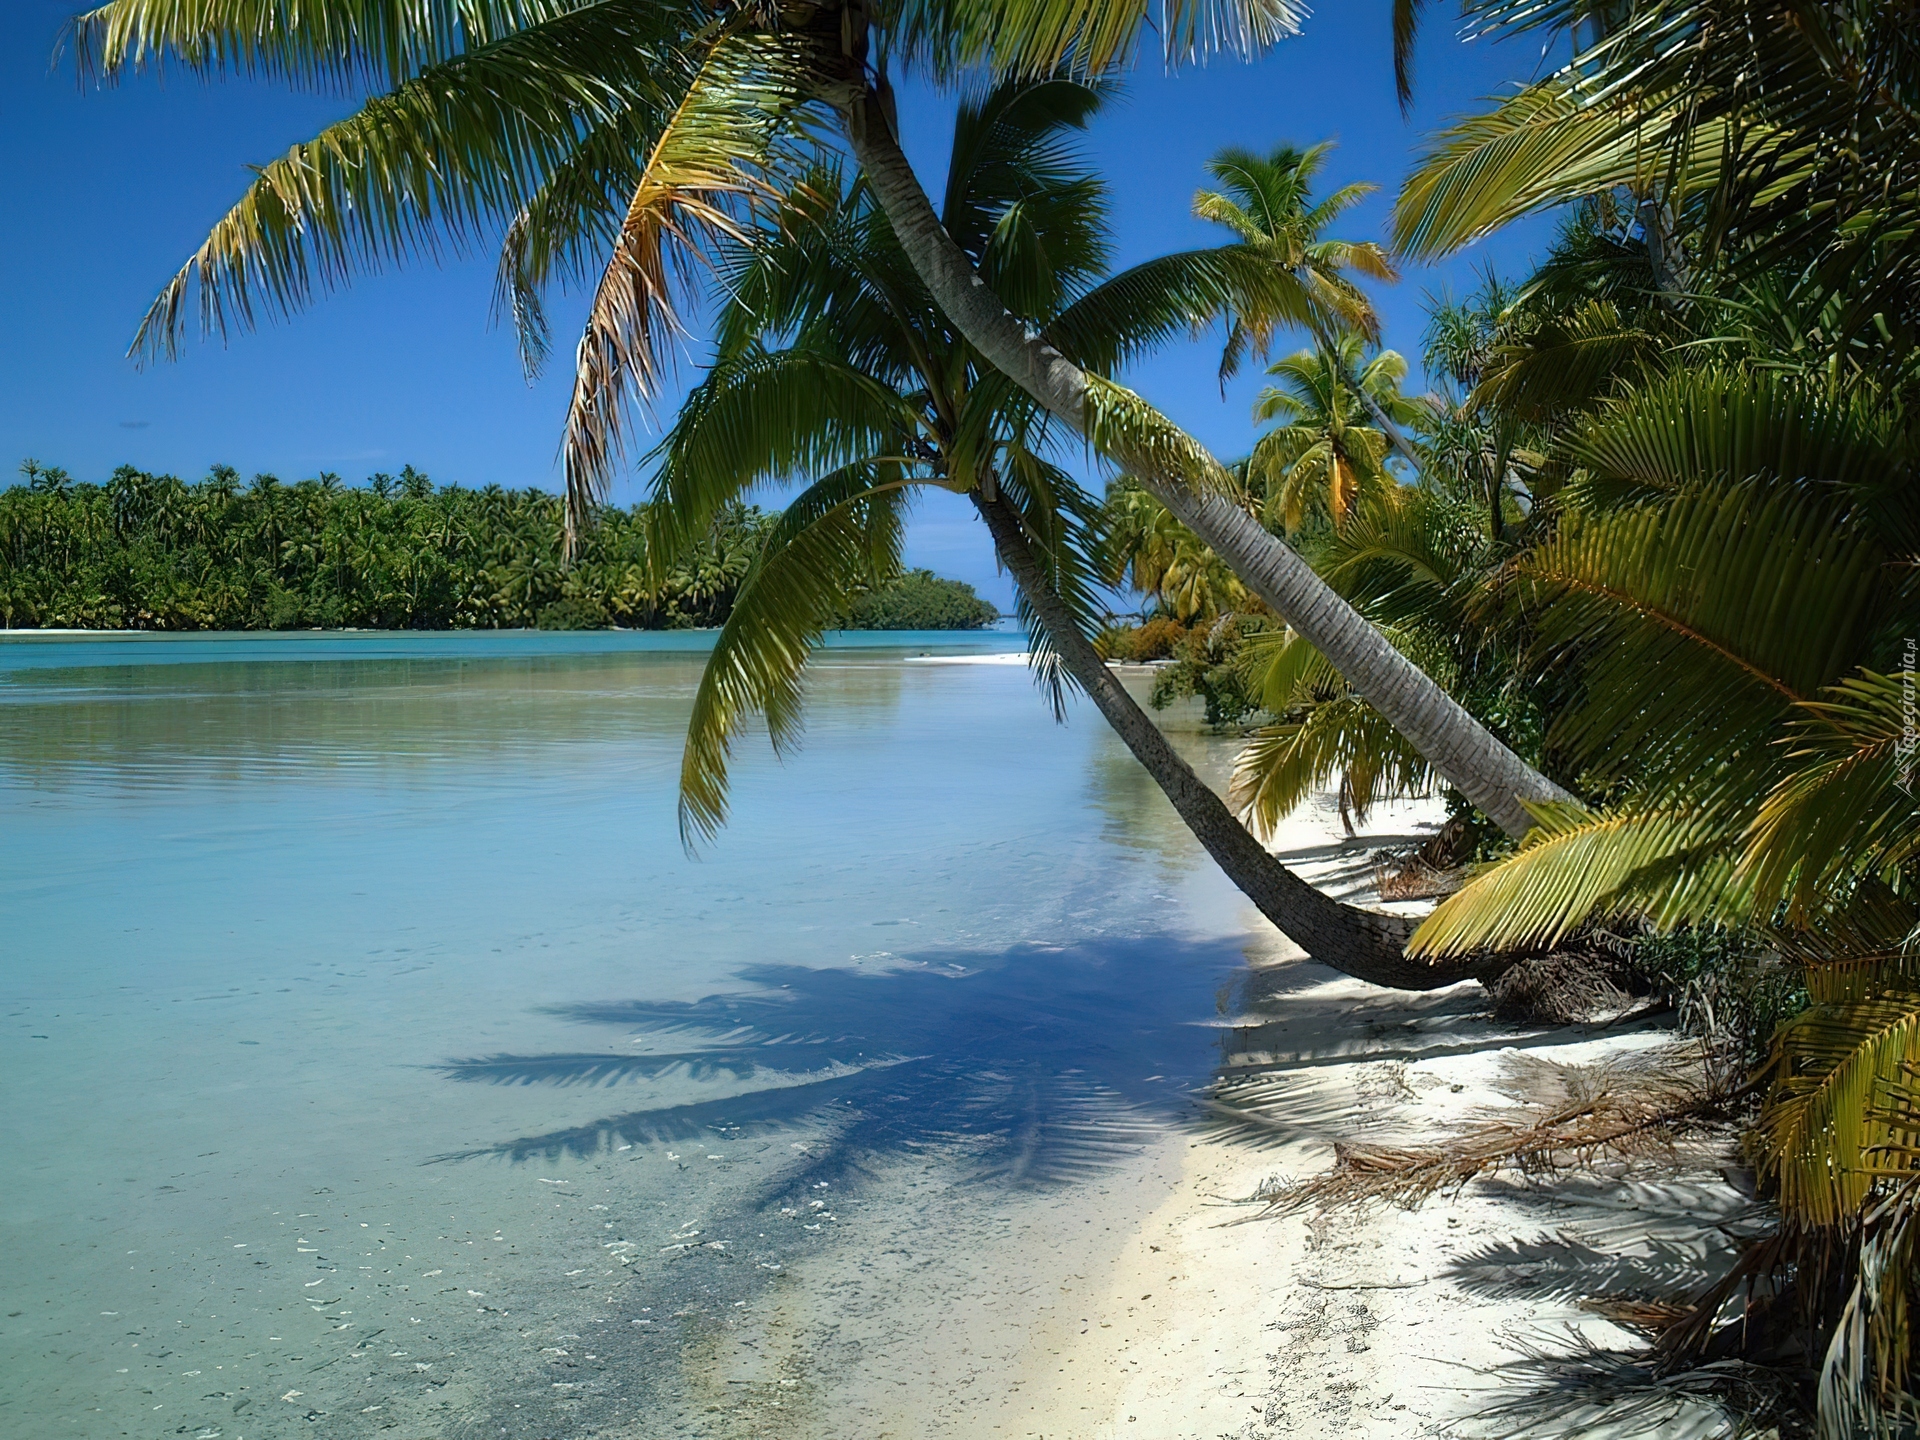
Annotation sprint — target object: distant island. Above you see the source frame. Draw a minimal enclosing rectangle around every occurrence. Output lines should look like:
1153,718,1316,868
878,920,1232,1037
0,462,998,633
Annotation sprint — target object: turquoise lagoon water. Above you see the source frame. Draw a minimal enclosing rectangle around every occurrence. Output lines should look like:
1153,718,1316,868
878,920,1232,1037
0,631,1261,1439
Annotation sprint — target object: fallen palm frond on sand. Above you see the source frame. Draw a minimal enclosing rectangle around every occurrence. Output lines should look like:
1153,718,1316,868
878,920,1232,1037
1252,1043,1734,1217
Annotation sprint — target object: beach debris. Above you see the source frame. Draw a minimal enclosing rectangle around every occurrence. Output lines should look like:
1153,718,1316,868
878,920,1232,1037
1250,1044,1725,1215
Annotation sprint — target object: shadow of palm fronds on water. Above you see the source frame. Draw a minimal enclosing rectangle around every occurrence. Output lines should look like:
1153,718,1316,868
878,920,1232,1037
430,937,1246,1188
432,1040,868,1087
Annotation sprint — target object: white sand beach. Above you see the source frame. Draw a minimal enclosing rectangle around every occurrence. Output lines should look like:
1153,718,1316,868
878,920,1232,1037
989,796,1750,1440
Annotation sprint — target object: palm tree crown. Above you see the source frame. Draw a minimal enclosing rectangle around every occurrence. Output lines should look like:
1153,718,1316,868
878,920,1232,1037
1193,140,1397,382
1250,337,1419,532
659,78,1267,840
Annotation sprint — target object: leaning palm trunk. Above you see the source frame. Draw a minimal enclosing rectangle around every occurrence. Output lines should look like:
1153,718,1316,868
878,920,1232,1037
975,493,1490,991
842,97,1566,840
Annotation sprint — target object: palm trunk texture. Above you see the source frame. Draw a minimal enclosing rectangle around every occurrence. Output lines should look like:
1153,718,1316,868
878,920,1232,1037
975,493,1494,990
841,97,1569,841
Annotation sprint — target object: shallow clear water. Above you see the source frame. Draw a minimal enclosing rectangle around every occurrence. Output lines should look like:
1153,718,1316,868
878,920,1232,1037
0,631,1257,1439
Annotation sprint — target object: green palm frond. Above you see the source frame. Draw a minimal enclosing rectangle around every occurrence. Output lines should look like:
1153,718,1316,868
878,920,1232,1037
1410,802,1734,957
1452,0,1918,285
1047,247,1321,376
1238,623,1338,712
561,31,810,548
1083,374,1238,493
1514,480,1884,789
1318,486,1484,634
645,341,924,568
995,449,1110,717
1471,300,1661,421
1390,0,1428,113
942,76,1108,305
1393,79,1730,260
71,0,591,88
1742,672,1920,921
892,0,1304,79
126,3,692,361
678,464,917,846
1756,991,1920,1226
710,166,927,373
1230,682,1433,837
1564,368,1908,502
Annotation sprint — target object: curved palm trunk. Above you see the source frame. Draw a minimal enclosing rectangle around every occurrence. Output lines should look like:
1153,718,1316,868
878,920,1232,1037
975,493,1493,991
842,99,1568,840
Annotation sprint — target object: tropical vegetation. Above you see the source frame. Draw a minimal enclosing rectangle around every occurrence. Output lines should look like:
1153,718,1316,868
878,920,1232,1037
66,0,1566,843
49,0,1920,1426
0,461,993,631
1096,0,1920,1427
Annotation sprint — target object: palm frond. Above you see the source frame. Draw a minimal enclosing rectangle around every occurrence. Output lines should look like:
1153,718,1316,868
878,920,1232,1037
1048,247,1320,376
1756,992,1920,1227
1231,695,1433,838
645,340,924,568
1410,802,1733,957
1082,374,1238,494
1514,480,1884,791
1742,671,1920,921
995,449,1109,717
893,0,1305,79
493,95,685,380
1393,79,1729,260
71,0,594,88
127,3,690,361
1472,299,1661,421
562,31,809,551
1564,368,1907,501
678,465,917,846
1391,0,1429,113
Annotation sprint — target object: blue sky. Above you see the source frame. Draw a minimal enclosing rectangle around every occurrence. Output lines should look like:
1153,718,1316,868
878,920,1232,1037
0,1,1560,605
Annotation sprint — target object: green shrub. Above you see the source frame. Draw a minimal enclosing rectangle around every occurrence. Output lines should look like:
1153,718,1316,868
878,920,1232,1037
1622,925,1807,1069
1148,616,1272,727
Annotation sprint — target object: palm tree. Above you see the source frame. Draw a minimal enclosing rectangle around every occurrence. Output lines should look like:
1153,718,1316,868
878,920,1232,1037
1191,141,1397,382
840,95,1570,838
1249,338,1419,533
73,0,1568,843
1102,475,1257,623
656,77,1465,989
1398,364,1920,1423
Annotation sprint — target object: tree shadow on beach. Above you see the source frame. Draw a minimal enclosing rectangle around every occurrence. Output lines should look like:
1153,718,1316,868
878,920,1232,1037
429,936,1280,1189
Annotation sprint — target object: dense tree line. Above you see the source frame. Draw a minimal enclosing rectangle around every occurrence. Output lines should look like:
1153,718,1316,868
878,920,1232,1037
0,462,994,632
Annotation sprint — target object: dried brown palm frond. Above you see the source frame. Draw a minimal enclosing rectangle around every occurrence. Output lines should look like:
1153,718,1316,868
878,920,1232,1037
1579,1296,1698,1337
1444,1325,1805,1440
560,30,807,558
1483,950,1642,1026
1254,1044,1729,1216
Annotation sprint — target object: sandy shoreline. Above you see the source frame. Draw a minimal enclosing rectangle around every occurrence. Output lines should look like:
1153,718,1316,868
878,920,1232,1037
978,797,1749,1440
